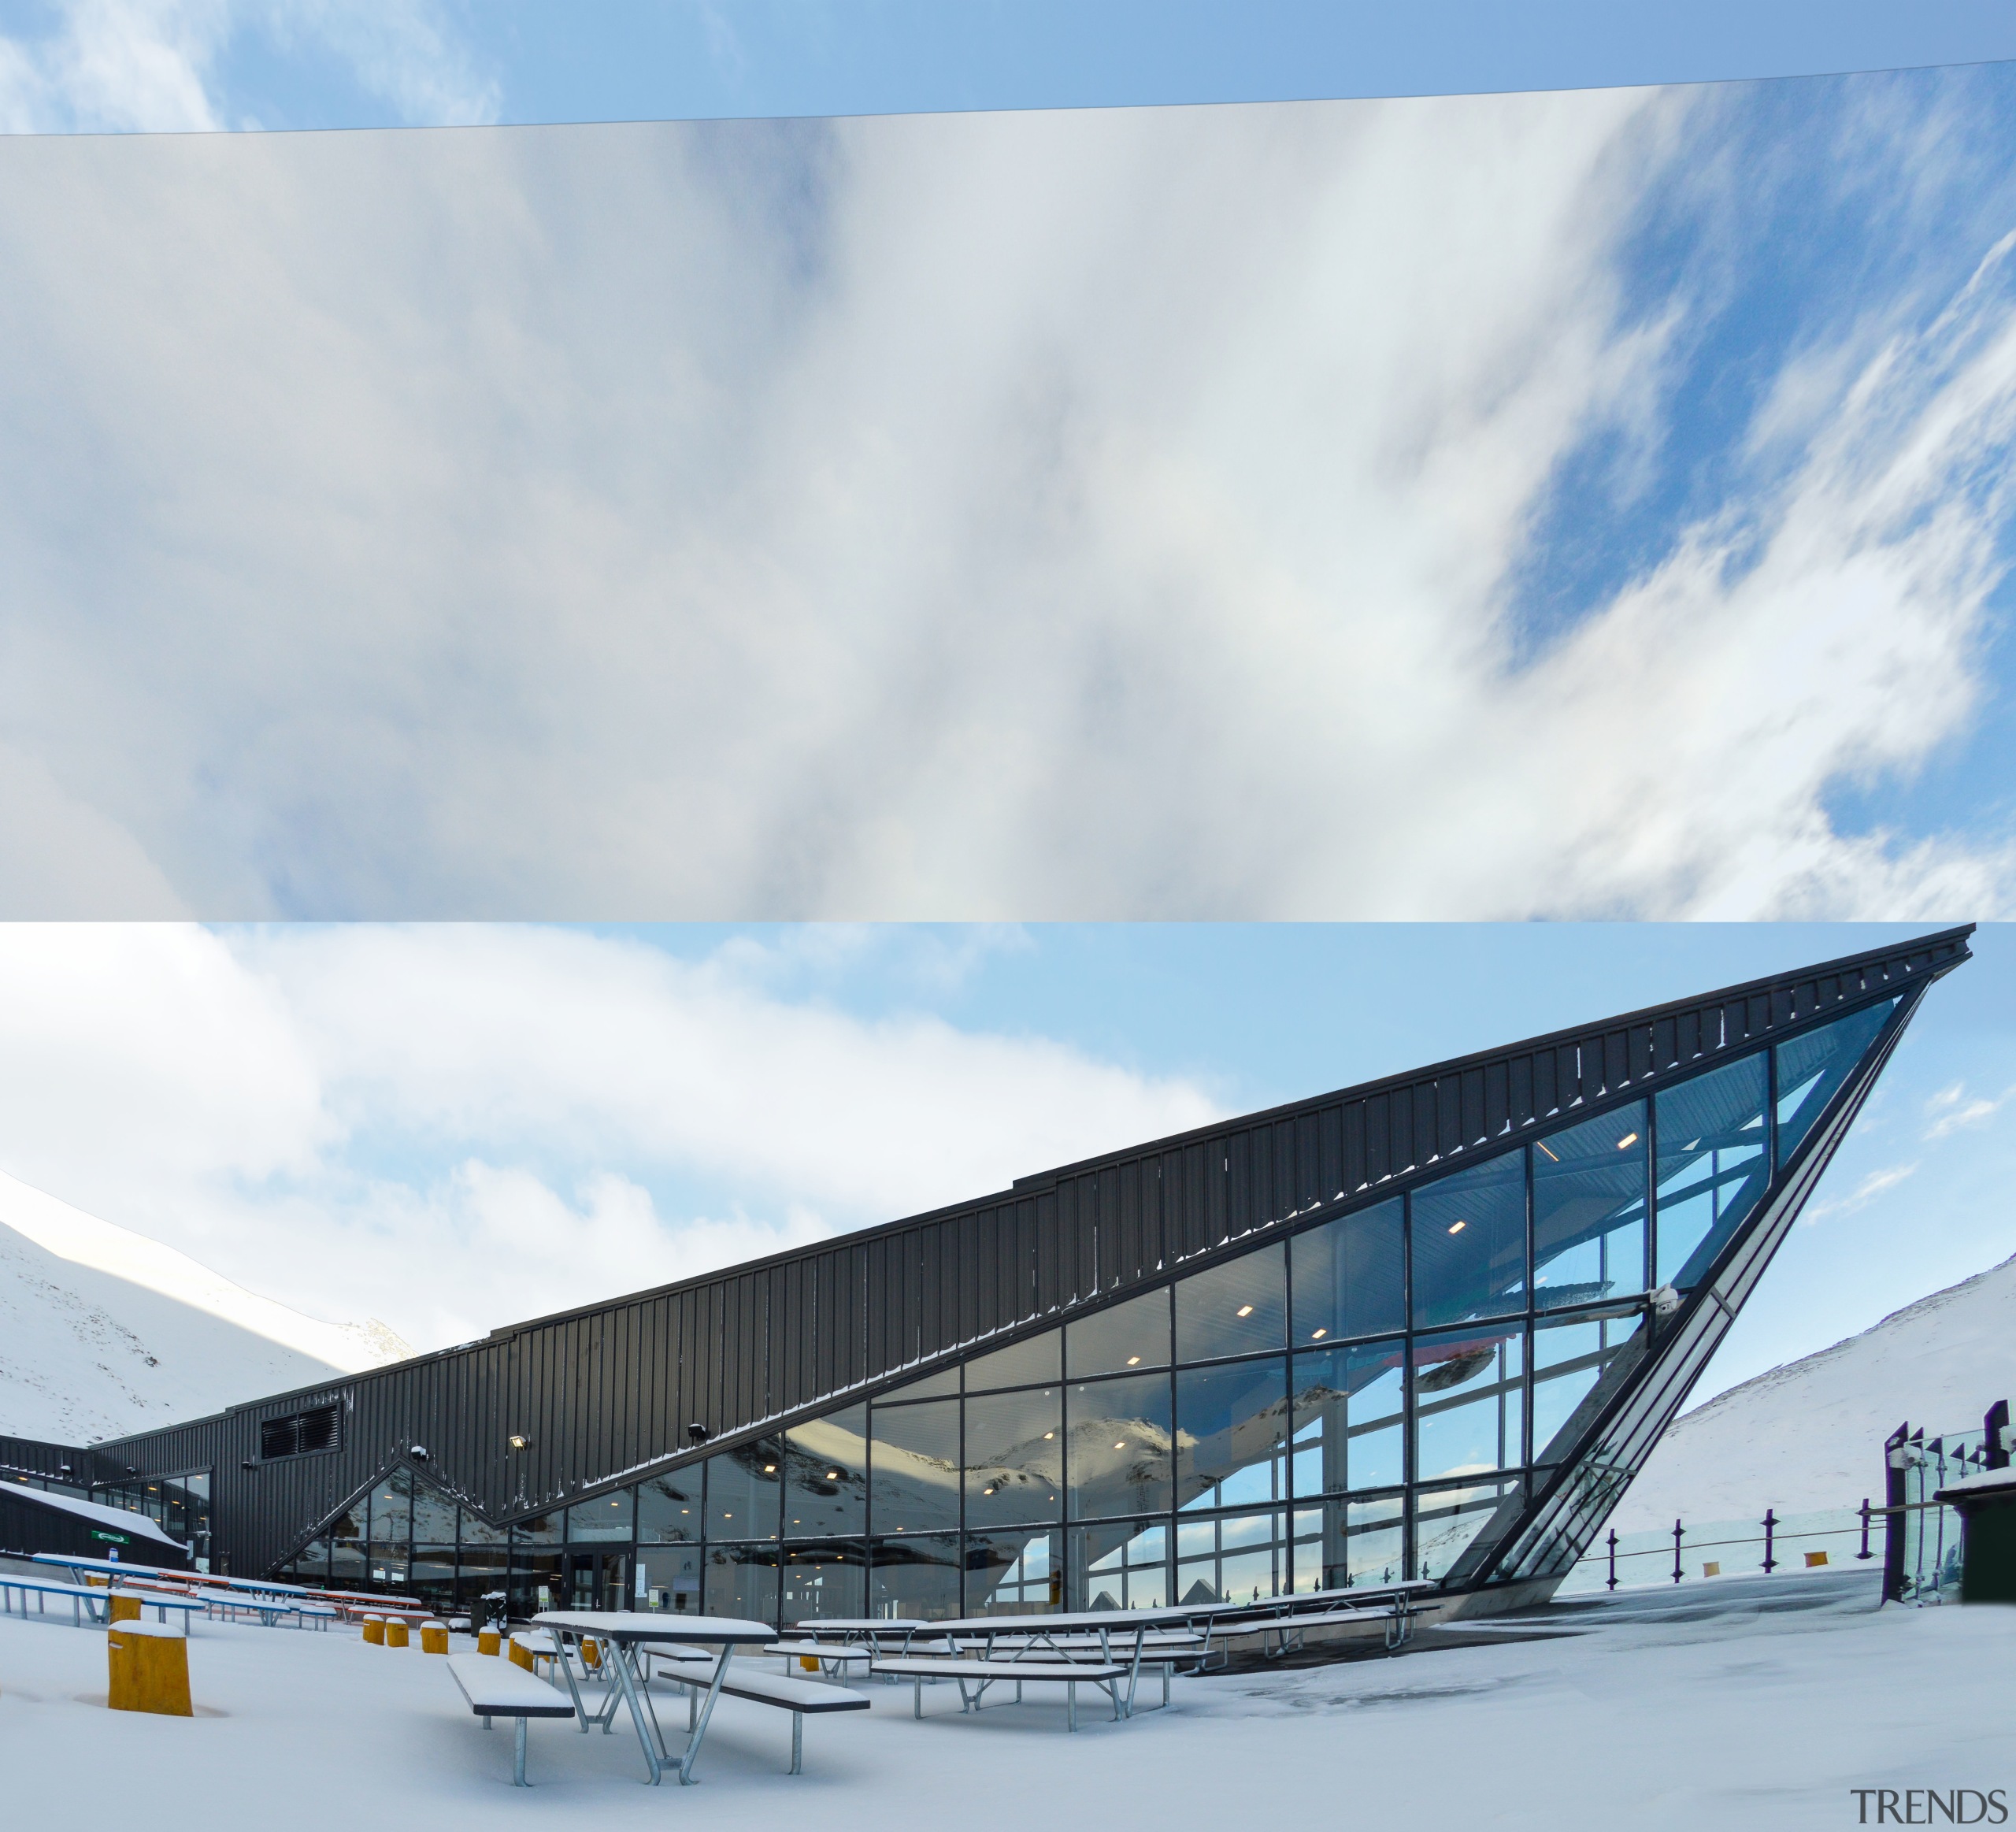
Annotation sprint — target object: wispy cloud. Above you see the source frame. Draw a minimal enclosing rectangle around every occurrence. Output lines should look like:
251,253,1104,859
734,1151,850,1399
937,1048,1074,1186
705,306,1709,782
1923,1080,2014,1140
1801,1160,1918,1224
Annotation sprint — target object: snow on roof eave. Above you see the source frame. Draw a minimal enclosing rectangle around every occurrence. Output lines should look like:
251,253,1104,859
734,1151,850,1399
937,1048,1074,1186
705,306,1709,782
1933,1466,2016,1503
1,1476,184,1548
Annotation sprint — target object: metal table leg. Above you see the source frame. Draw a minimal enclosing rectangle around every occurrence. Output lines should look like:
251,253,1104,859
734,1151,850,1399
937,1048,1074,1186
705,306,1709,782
676,1644,736,1786
601,1640,665,1785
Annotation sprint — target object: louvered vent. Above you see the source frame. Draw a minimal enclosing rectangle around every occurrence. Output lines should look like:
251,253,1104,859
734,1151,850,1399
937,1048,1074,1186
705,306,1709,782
259,1404,341,1460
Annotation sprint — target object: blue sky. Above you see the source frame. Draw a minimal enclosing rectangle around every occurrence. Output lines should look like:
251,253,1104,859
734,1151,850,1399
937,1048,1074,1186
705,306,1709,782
2,3,2014,132
0,921,2007,1422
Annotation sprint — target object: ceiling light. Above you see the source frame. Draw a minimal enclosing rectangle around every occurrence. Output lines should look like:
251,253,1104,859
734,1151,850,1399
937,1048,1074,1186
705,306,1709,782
1536,1141,1559,1163
1126,1355,1142,1367
1310,1329,1329,1341
1616,1132,1639,1149
1043,1431,1054,1440
1448,1221,1466,1234
1114,1441,1127,1451
826,1470,841,1481
1236,1305,1254,1318
762,1464,776,1474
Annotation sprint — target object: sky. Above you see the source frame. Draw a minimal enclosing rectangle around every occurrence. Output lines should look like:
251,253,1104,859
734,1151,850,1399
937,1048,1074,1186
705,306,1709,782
0,3,2014,132
0,920,2005,1415
0,19,2009,1427
0,53,2011,914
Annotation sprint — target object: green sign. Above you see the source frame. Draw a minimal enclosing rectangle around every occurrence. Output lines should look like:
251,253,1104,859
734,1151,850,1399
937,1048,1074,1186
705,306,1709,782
89,1529,130,1545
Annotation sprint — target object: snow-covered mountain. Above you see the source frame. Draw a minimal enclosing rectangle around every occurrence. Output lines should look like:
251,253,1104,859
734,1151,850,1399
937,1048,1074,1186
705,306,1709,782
0,1170,410,1444
1615,1252,2016,1530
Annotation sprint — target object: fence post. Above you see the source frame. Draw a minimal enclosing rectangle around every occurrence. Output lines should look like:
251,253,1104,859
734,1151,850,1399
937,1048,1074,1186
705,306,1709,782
1858,1499,1873,1561
1882,1421,1910,1604
1671,1519,1683,1585
1606,1530,1618,1593
1761,1508,1777,1574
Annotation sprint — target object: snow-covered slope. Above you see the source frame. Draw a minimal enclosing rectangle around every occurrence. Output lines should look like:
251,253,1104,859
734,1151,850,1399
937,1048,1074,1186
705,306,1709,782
1615,1252,2016,1530
0,1170,410,1444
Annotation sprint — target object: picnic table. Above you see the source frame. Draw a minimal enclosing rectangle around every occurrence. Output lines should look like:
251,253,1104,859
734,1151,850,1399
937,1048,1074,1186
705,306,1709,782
532,1610,774,1786
0,1574,112,1627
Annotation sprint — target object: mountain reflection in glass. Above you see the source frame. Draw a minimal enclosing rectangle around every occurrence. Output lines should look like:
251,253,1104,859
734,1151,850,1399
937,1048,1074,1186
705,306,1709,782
1410,1150,1527,1327
1532,1100,1647,1311
964,1386,1063,1527
706,1437,784,1541
636,1471,702,1542
784,1404,867,1537
1175,1356,1288,1511
1291,1339,1405,1496
1066,1372,1173,1519
869,1398,960,1533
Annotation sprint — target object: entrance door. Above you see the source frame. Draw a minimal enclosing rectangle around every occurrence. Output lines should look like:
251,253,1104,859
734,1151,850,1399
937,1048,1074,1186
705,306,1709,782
566,1549,630,1611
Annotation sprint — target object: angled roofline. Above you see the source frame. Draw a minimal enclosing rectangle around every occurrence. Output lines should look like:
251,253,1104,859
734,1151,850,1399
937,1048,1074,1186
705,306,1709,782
479,922,1975,1342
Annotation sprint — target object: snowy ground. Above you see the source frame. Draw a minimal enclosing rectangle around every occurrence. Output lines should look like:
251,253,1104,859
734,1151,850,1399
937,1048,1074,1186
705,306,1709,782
4,1571,2007,1830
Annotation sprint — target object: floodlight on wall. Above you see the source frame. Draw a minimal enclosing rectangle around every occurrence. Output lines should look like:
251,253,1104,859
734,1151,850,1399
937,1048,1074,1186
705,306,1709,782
410,1444,430,1461
687,1422,710,1445
239,1459,254,1470
1651,1285,1681,1319
508,1434,531,1452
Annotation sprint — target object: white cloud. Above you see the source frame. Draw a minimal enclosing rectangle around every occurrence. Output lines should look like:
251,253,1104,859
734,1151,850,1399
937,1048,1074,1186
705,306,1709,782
0,0,495,134
0,925,1222,1348
0,81,2007,916
1923,1080,2013,1140
1799,1160,1917,1224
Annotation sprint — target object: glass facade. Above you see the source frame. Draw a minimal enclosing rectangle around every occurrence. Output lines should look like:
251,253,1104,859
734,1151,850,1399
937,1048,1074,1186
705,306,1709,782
1655,1054,1769,1291
269,1010,1898,1619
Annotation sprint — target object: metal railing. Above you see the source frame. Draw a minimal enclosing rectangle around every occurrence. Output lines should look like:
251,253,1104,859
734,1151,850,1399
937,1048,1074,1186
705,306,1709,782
1558,1506,1868,1594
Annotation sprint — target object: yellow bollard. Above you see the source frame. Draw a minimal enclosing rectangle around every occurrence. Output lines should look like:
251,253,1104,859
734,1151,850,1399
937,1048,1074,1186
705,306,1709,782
109,1594,143,1623
108,1621,192,1717
385,1618,410,1648
421,1621,449,1655
361,1613,385,1645
508,1637,534,1672
476,1629,501,1657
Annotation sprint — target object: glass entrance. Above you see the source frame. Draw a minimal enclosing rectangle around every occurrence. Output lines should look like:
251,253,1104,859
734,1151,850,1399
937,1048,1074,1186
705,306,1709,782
566,1549,630,1611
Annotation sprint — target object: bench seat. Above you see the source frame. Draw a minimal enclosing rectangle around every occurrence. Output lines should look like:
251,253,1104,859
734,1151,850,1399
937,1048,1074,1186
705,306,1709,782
447,1653,575,1786
647,1652,869,1772
870,1656,1128,1730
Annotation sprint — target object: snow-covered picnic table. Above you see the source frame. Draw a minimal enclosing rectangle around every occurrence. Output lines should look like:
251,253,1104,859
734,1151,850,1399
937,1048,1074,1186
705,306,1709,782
531,1610,775,1786
0,1574,113,1627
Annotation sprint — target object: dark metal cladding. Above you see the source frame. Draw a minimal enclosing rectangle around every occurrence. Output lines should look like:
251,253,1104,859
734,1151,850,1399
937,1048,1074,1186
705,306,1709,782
58,925,1972,1582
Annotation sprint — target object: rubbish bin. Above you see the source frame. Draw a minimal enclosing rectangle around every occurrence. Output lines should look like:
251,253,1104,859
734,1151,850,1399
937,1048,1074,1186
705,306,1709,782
1933,1468,2016,1603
